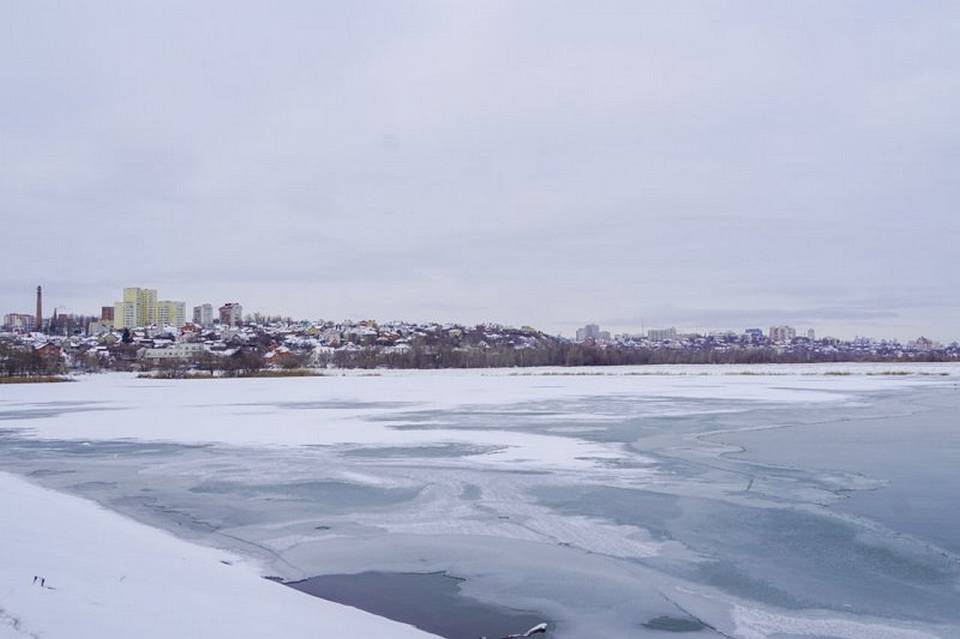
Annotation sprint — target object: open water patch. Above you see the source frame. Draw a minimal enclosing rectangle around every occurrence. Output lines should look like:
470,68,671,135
285,571,547,639
641,615,706,632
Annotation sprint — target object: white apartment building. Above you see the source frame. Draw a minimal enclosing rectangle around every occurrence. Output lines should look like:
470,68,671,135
157,300,187,328
647,327,678,341
575,323,601,341
769,325,797,342
87,319,113,336
193,303,214,328
140,342,207,361
3,313,35,332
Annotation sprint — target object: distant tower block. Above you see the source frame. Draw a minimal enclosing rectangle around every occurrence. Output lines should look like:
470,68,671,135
35,285,42,331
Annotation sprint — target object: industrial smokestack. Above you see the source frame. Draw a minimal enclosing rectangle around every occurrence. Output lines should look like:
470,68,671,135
35,285,42,333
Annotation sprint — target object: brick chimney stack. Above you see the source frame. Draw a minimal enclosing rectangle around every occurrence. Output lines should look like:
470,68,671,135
35,285,42,332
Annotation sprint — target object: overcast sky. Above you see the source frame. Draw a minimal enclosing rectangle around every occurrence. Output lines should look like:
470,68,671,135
2,1,958,339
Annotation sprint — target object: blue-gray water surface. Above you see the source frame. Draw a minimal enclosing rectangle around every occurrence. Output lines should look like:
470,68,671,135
0,376,957,638
286,572,545,639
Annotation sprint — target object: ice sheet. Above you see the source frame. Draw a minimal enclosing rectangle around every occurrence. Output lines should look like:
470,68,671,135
0,472,437,639
1,364,957,638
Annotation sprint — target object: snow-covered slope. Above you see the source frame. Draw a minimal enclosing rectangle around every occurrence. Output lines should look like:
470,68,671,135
0,472,438,639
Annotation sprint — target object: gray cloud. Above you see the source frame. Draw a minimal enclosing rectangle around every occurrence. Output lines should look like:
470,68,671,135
2,1,958,340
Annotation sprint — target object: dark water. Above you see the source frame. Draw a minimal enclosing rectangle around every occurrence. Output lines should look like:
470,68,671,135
285,571,546,639
642,616,706,632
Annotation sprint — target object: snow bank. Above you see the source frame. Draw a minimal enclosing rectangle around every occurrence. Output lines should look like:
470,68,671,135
0,472,437,639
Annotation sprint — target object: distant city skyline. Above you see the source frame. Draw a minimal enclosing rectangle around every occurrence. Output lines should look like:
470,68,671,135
2,281,954,343
2,3,958,341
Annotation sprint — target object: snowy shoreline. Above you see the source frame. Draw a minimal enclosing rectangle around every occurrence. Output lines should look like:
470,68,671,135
76,360,960,382
0,472,438,639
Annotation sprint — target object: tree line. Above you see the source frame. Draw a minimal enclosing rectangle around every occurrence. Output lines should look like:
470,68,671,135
326,342,958,369
0,342,63,377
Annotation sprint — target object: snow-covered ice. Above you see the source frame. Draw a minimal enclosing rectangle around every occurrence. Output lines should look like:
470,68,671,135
0,471,436,639
0,363,958,638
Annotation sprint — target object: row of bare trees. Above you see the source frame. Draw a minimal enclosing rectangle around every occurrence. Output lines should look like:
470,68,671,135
0,343,62,377
327,342,960,369
142,348,313,377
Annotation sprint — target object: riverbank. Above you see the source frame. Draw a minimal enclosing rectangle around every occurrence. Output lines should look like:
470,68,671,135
0,472,438,639
0,375,72,384
137,368,323,380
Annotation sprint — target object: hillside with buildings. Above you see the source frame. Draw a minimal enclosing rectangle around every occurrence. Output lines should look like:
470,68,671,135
2,288,959,378
2,284,958,377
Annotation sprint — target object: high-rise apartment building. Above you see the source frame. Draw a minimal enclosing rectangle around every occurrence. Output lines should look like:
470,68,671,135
219,302,243,327
113,301,137,329
122,288,158,327
647,327,678,341
769,325,797,342
108,287,188,328
575,323,601,341
193,303,214,328
157,300,187,328
3,313,35,332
